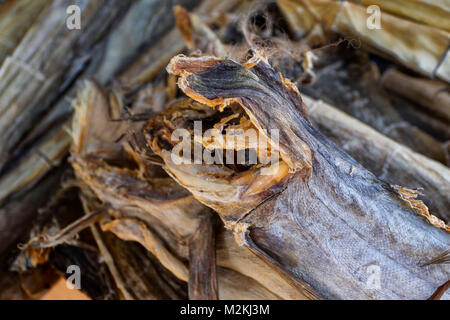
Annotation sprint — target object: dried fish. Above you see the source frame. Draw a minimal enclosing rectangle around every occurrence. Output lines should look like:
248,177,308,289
353,0,450,32
69,79,315,300
388,94,450,144
382,69,450,125
0,0,208,258
278,0,450,82
296,48,448,164
0,164,67,256
0,0,50,67
3,1,450,301
0,0,132,172
302,95,450,223
148,54,450,299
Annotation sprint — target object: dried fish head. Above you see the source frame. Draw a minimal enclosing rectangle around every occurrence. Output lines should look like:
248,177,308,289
146,53,450,299
144,95,296,222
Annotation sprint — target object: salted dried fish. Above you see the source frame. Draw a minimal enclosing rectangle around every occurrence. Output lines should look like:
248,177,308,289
69,79,314,299
5,0,449,301
302,95,450,223
278,0,450,82
352,0,450,32
0,0,50,67
296,48,447,164
0,0,132,171
0,126,71,203
382,69,450,125
175,2,447,165
0,165,66,256
188,214,218,299
0,0,189,263
147,54,450,299
118,0,245,90
178,10,450,223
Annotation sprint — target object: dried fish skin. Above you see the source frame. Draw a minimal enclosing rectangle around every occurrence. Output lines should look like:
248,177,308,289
382,69,450,125
0,0,51,67
70,80,209,243
355,0,450,32
0,0,132,171
144,96,294,221
159,54,450,299
295,49,448,164
0,126,70,203
70,77,313,299
277,0,316,39
301,95,450,223
278,0,450,82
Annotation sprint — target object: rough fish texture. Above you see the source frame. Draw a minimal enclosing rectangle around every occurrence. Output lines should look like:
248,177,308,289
162,54,450,299
70,79,315,300
301,95,450,223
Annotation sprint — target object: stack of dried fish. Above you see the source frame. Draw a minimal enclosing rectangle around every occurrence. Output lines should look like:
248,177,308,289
278,0,450,81
0,0,449,300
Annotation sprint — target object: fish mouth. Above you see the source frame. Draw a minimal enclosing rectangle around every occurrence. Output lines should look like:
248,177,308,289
144,97,292,221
